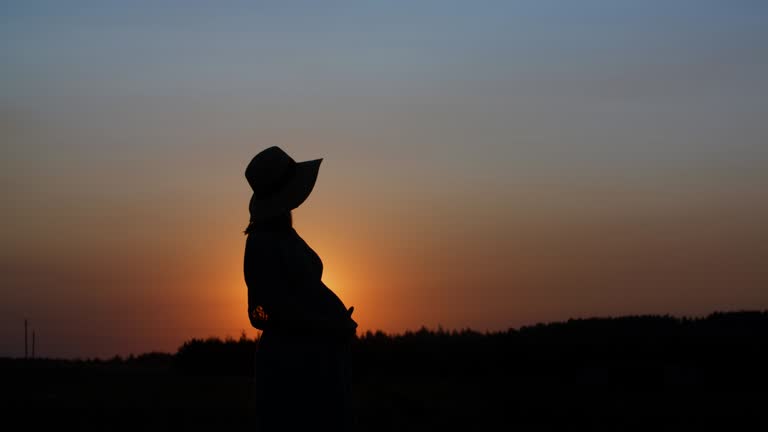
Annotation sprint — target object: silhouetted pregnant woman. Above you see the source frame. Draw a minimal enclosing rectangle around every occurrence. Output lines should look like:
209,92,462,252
243,146,357,431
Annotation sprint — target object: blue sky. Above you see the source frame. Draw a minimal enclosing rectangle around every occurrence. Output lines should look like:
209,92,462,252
2,1,767,358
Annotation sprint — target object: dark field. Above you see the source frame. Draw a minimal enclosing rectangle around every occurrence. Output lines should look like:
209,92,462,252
4,311,768,431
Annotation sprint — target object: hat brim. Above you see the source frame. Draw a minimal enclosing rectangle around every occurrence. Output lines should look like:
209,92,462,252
249,158,322,221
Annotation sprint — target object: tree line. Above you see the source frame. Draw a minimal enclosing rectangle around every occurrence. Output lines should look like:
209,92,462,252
173,310,768,392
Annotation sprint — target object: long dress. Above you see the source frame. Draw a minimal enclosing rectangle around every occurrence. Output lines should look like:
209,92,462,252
244,226,356,431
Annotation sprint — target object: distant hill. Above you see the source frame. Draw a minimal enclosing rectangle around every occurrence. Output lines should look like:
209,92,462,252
173,310,768,385
5,310,767,430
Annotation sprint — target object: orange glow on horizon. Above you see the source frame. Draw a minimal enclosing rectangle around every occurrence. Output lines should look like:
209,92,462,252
189,228,393,344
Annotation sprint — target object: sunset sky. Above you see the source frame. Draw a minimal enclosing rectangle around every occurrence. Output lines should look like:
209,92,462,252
2,1,767,359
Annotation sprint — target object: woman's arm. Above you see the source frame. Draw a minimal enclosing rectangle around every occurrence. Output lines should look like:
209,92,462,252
244,233,283,330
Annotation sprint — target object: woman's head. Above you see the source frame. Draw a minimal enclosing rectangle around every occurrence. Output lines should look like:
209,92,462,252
245,146,322,223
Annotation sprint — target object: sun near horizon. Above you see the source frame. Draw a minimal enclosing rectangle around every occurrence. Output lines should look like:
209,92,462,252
2,1,768,359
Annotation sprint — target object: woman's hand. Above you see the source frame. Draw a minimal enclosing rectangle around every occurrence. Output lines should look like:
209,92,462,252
248,305,269,330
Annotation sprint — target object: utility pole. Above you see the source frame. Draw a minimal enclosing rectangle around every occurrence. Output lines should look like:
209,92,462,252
32,330,36,359
25,319,28,359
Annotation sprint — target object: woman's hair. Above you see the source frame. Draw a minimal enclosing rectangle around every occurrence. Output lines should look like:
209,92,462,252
243,211,293,235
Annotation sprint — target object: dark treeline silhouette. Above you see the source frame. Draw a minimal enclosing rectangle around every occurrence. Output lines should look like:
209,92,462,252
353,311,768,391
175,333,256,376
173,311,768,389
5,311,768,430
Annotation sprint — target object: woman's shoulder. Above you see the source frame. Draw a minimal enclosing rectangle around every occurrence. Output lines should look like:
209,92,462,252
246,229,290,254
247,228,313,260
247,227,295,240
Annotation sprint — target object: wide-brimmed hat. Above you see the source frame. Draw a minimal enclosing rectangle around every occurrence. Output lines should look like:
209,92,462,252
245,146,322,222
